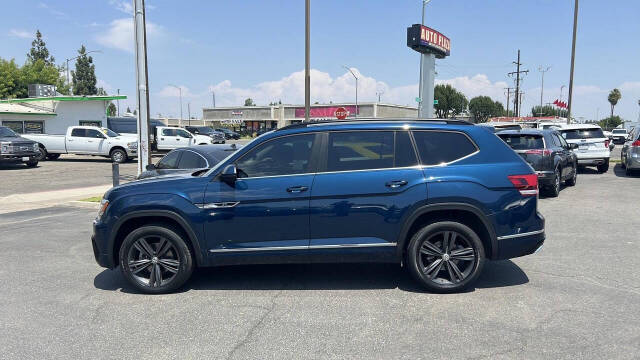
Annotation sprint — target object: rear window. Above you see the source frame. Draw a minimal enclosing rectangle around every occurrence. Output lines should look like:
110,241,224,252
498,134,545,150
560,128,604,140
412,131,477,166
612,129,627,134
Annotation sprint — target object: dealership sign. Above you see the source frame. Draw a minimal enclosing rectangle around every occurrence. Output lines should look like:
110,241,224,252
294,106,358,118
407,24,450,58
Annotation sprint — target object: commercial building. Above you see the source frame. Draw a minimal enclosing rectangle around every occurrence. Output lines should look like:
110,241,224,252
0,95,126,134
187,103,418,131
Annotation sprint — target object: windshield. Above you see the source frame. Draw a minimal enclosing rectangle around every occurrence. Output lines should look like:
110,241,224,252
498,134,545,150
560,128,604,140
194,127,215,135
0,127,18,137
100,128,120,137
612,129,627,134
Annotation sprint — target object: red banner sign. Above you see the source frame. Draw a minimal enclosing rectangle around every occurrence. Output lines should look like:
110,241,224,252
419,26,450,56
294,106,358,118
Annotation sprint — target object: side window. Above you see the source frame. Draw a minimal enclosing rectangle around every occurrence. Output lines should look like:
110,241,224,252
236,134,315,178
156,150,181,169
177,129,192,138
556,134,568,148
178,151,207,169
162,128,174,136
327,131,394,171
412,131,477,166
86,129,104,138
395,131,418,167
70,128,86,137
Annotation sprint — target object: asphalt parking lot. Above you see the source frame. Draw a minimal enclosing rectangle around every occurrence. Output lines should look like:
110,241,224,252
1,163,638,359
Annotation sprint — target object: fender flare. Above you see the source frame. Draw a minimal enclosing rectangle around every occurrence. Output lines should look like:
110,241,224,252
108,209,204,266
395,202,497,260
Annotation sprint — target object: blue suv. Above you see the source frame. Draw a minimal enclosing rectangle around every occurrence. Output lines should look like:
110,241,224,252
92,120,545,293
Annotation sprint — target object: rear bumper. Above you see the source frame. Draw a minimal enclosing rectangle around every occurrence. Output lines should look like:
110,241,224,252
626,154,640,169
495,212,545,260
536,170,555,185
577,157,609,165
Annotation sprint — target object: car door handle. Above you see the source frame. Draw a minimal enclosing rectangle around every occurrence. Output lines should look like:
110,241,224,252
286,186,308,193
385,180,408,188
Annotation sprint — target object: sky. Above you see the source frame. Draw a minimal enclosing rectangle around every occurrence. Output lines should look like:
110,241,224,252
2,0,639,121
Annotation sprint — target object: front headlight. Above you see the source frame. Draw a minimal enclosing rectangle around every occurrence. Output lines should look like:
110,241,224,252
0,143,9,154
127,142,138,150
97,198,110,219
33,143,39,151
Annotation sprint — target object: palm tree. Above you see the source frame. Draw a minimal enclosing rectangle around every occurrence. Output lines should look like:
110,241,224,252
608,88,622,118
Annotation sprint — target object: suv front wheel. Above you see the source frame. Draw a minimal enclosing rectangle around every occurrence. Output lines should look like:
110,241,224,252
119,225,194,294
406,221,485,293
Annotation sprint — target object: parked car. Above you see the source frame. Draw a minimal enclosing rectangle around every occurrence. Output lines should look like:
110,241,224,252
611,128,628,144
22,126,138,163
92,119,545,294
154,126,215,151
214,128,241,140
184,126,226,144
621,126,640,175
477,122,522,133
137,144,240,180
497,129,578,197
0,126,40,167
557,124,610,173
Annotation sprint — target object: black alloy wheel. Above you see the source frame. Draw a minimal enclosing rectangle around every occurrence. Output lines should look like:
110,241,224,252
119,225,194,294
548,168,560,197
566,164,577,186
35,146,47,161
407,221,485,293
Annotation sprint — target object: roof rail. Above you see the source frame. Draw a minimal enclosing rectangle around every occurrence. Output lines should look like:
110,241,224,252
276,118,473,131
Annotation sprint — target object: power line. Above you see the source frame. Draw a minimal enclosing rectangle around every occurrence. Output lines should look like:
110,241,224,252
508,49,529,117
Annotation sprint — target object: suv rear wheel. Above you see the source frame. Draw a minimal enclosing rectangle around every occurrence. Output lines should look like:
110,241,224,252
406,221,485,293
597,159,609,173
119,225,194,294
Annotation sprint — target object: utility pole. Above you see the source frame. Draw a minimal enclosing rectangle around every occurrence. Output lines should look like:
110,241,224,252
169,84,183,127
538,66,551,108
504,87,514,117
133,0,151,175
187,102,191,126
567,0,579,124
508,50,529,117
116,88,120,116
304,0,310,122
211,91,216,108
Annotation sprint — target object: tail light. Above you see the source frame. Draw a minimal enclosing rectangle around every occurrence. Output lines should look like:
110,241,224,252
508,174,538,197
604,139,610,148
632,140,640,147
525,149,552,156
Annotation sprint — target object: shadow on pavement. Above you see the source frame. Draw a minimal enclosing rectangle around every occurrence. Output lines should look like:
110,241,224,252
613,163,640,178
94,260,528,294
0,164,37,171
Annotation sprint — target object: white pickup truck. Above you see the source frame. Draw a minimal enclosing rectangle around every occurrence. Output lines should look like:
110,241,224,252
154,126,215,151
23,126,138,163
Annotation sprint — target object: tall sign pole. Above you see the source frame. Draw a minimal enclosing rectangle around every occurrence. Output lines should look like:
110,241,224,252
417,0,431,118
304,0,310,122
567,0,579,124
133,0,151,175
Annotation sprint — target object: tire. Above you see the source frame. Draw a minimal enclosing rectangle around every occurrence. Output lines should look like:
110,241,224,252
110,148,127,163
626,166,633,176
565,164,577,186
597,159,609,173
35,146,47,161
46,154,60,160
406,221,485,293
621,155,626,169
25,160,38,167
119,225,194,294
547,168,561,197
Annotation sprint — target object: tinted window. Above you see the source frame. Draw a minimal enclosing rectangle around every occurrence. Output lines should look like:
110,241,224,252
236,134,315,177
0,126,18,137
395,131,418,167
156,150,181,169
86,129,104,138
498,134,545,150
612,129,627,134
556,133,569,148
413,131,477,165
71,128,86,137
162,128,175,136
178,151,207,169
327,131,394,171
560,128,604,140
177,129,192,138
2,121,24,134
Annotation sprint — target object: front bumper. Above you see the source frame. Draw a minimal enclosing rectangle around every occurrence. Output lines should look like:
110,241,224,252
0,152,39,163
495,212,545,260
125,148,138,157
92,219,115,268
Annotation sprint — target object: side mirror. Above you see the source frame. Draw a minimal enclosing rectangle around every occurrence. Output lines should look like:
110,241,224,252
569,143,579,150
220,164,237,184
145,164,156,171
609,143,615,151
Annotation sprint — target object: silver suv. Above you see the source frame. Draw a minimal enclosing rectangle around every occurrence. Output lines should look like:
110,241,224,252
558,124,610,173
621,127,640,176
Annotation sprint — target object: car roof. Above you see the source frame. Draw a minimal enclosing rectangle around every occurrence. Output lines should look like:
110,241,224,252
171,144,241,162
270,119,474,136
496,129,554,136
556,124,601,130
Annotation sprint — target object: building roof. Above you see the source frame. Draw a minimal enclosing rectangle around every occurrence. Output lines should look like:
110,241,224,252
0,103,56,116
202,102,417,111
0,95,126,104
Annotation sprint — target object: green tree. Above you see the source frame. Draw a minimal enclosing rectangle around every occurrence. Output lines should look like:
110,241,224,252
27,30,55,65
126,106,132,113
469,96,503,123
19,59,69,97
433,84,468,118
107,102,117,116
598,115,623,130
244,98,255,106
531,105,568,118
607,88,622,118
71,45,97,95
0,59,22,99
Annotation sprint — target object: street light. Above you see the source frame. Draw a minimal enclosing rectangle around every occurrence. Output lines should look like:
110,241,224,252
211,90,216,108
343,65,358,118
168,84,183,127
66,50,101,94
538,66,551,109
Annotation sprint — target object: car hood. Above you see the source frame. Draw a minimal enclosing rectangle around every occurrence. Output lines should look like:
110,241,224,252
106,172,209,204
0,135,36,144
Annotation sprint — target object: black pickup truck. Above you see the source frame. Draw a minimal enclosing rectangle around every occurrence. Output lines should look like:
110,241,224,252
0,126,40,167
